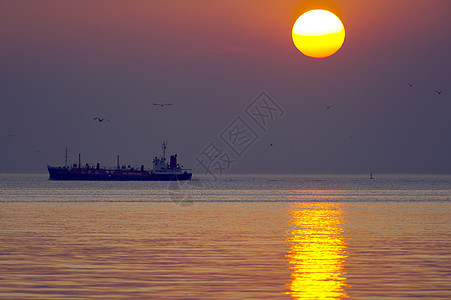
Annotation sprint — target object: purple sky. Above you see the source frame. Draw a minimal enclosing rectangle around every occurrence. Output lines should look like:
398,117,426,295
1,0,450,174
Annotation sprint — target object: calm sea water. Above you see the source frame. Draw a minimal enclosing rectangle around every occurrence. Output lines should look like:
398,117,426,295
0,173,450,299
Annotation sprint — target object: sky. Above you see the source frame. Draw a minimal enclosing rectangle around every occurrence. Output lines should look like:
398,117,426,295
1,0,450,174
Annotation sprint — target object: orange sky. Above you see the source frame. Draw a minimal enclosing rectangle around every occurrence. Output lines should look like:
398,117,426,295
1,0,450,173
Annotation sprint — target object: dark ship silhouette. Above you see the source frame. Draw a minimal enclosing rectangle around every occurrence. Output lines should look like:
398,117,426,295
48,142,192,181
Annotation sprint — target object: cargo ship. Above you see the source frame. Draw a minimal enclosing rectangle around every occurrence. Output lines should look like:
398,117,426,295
47,142,192,181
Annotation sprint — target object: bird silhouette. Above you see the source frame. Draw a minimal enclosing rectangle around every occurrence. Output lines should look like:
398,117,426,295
94,117,111,123
323,103,335,110
406,82,414,88
434,90,443,95
152,103,173,107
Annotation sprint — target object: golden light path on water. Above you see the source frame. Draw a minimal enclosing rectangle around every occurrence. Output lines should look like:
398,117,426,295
285,197,349,299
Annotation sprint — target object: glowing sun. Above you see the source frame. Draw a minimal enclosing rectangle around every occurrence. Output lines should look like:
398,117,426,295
292,9,345,58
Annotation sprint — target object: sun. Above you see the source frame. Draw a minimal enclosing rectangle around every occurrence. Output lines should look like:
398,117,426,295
292,9,345,58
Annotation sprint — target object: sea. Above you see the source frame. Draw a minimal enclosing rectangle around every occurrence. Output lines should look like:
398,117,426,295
0,173,450,299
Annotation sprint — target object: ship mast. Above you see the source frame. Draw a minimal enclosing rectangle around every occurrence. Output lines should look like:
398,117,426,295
65,146,68,168
162,141,167,161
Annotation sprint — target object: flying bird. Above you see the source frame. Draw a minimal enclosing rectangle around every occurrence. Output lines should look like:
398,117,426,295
406,82,414,88
322,103,335,110
94,117,111,123
152,103,173,107
434,90,443,95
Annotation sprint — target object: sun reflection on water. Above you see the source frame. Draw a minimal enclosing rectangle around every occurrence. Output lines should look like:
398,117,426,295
285,200,349,299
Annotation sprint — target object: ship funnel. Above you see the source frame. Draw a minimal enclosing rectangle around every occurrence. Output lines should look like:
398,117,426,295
170,154,177,169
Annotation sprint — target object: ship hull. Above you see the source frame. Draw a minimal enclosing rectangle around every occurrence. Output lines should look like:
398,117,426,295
48,166,192,181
